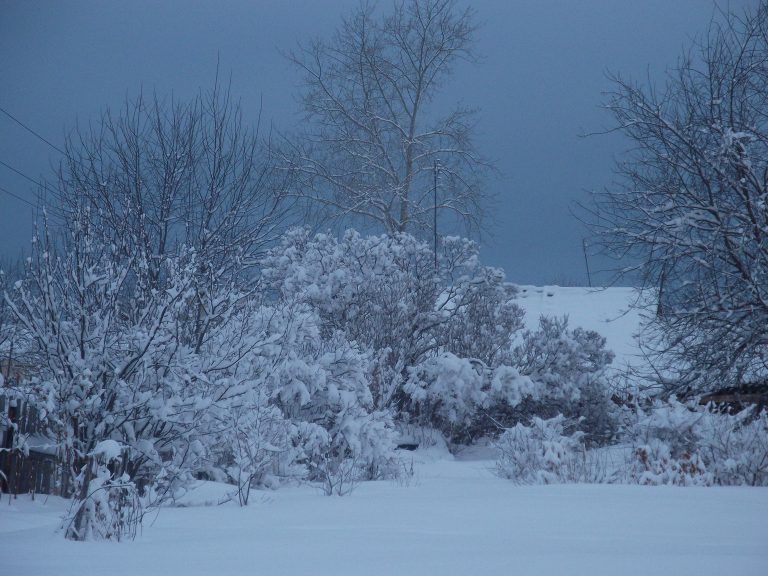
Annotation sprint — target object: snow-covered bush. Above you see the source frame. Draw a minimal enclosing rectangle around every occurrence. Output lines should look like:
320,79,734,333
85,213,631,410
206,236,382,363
494,401,768,488
197,294,398,499
266,322,398,489
623,399,768,486
404,354,542,439
260,230,531,411
405,354,486,430
7,223,218,512
8,85,293,523
705,412,768,486
630,439,712,486
63,440,142,541
222,399,292,505
300,411,398,496
262,229,617,446
494,415,586,484
513,316,613,405
513,316,616,441
441,263,525,368
475,316,616,445
261,229,462,411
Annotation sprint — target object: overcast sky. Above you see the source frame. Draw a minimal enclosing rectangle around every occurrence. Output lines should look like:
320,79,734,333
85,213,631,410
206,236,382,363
0,0,757,284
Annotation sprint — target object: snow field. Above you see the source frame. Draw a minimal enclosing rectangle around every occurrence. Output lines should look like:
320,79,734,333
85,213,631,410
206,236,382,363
516,285,643,368
1,452,766,576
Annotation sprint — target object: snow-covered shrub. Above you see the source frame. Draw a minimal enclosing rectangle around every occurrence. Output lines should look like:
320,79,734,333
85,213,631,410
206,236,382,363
705,412,768,486
261,230,526,414
509,316,616,443
441,264,525,368
271,329,398,488
222,400,292,505
262,229,617,447
405,353,486,430
196,293,399,498
63,441,142,541
622,399,768,486
470,316,616,445
404,354,542,440
262,229,534,440
494,401,768,488
8,227,219,511
261,229,455,411
291,410,397,496
513,316,613,405
297,411,397,496
630,439,712,486
494,415,586,484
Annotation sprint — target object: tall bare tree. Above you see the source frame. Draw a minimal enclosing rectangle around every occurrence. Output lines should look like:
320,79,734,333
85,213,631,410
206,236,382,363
590,3,768,393
283,0,488,235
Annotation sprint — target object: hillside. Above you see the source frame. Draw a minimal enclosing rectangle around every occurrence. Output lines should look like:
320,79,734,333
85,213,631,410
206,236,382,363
516,285,645,372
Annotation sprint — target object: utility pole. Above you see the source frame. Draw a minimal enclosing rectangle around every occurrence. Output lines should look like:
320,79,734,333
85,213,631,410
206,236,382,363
582,238,592,288
434,160,439,273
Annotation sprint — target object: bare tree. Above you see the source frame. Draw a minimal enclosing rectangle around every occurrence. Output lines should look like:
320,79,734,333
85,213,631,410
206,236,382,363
590,3,768,392
283,0,489,236
56,83,293,351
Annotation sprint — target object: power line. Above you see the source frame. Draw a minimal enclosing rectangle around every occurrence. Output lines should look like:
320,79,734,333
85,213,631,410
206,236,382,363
0,184,37,209
0,160,65,218
0,104,66,155
0,158,60,201
0,105,98,188
0,105,92,193
0,158,48,190
0,181,64,220
0,105,67,217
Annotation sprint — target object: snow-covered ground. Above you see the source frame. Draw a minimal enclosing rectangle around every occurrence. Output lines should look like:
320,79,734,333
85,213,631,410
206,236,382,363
517,285,645,371
1,287,763,575
2,451,766,576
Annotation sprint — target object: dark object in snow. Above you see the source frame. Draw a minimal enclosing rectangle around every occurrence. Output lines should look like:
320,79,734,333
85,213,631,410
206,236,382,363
396,443,419,451
0,393,57,496
699,382,768,414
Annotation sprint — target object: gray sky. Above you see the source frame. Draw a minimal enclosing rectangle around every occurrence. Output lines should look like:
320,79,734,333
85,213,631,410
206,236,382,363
0,0,756,284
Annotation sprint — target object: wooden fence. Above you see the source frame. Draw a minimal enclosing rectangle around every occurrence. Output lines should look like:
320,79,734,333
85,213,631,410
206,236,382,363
0,394,58,495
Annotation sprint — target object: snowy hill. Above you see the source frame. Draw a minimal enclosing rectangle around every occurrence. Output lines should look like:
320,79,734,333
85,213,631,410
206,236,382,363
516,285,645,371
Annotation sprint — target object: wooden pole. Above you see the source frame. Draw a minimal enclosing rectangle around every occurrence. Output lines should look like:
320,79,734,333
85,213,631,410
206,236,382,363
434,160,439,273
582,239,592,288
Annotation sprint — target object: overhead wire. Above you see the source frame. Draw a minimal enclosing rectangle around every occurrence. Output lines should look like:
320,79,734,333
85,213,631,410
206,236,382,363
0,104,95,222
0,106,65,225
0,158,51,191
0,184,37,209
0,103,68,212
0,104,67,155
0,157,62,208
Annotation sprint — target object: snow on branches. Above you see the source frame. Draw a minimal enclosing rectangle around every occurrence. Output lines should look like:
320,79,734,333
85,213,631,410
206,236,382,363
5,219,620,535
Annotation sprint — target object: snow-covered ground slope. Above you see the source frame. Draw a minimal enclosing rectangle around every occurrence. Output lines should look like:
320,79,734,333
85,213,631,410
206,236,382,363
1,453,766,576
517,285,644,371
